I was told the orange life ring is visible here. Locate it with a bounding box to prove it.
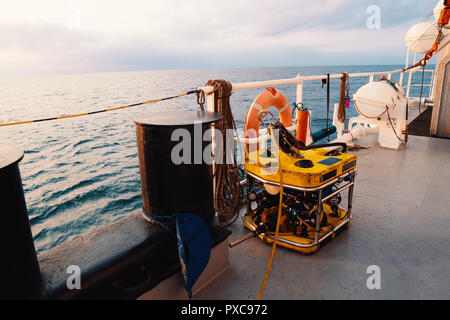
[244,88,293,142]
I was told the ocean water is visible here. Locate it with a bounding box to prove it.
[0,66,432,253]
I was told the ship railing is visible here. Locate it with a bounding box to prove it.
[199,66,435,145]
[403,47,436,100]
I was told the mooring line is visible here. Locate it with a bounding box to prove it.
[0,90,198,127]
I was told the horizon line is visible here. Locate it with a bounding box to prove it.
[0,63,431,79]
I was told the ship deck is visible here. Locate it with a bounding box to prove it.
[196,133,450,300]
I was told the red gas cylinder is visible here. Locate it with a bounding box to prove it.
[296,109,309,145]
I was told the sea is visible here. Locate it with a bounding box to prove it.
[0,65,432,253]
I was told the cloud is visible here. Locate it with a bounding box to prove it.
[0,0,441,76]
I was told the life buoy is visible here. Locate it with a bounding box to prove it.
[244,87,293,141]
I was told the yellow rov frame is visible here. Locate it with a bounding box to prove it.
[243,133,357,254]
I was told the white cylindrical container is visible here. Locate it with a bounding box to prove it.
[404,22,440,53]
[353,81,404,118]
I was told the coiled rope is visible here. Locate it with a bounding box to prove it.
[205,79,242,227]
[0,90,198,127]
[338,72,349,122]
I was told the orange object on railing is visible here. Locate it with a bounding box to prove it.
[296,109,309,145]
[438,1,450,27]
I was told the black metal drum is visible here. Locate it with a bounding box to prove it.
[135,111,222,224]
[0,144,41,299]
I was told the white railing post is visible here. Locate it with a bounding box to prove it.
[296,73,303,107]
[406,53,417,98]
[206,91,215,112]
[204,89,218,223]
[400,48,411,86]
[429,70,435,100]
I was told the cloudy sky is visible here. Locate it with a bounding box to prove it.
[0,0,441,76]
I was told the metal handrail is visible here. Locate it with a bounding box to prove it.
[199,68,424,95]
[200,65,435,145]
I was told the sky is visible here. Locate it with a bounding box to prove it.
[0,0,442,77]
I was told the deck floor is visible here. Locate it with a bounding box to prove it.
[408,107,434,138]
[196,135,450,300]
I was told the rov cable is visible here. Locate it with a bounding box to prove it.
[0,90,198,127]
[256,170,284,300]
[256,126,284,300]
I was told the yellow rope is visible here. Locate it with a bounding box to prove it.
[0,91,194,127]
[257,169,284,300]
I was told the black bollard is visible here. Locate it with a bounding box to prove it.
[135,111,222,224]
[0,144,41,299]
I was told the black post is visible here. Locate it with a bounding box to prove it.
[0,144,41,299]
[135,111,222,224]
